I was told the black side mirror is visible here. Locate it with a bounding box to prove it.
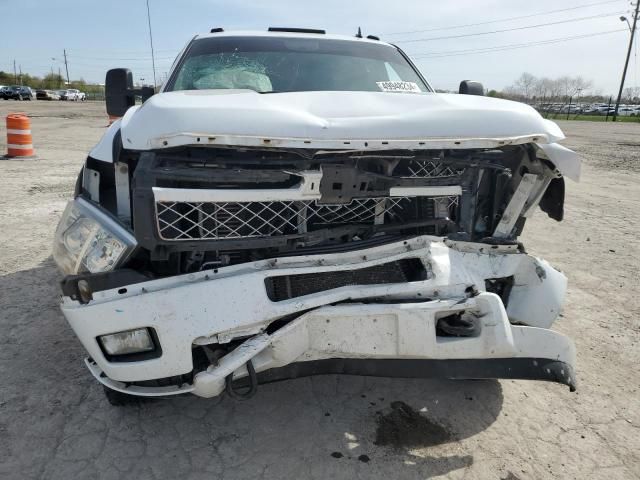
[105,68,156,117]
[459,80,485,96]
[106,69,134,117]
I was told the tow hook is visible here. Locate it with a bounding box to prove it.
[225,360,258,400]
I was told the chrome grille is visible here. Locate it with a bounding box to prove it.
[156,197,459,241]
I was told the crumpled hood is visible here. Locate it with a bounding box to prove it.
[120,90,566,151]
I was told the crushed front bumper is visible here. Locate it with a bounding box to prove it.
[60,236,576,397]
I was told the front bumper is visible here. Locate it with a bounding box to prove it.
[60,236,576,397]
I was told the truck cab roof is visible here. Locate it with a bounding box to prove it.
[196,29,391,47]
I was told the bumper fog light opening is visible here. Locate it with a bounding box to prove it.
[98,328,161,362]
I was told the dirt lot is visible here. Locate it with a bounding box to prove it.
[0,101,638,480]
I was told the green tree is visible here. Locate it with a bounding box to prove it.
[43,73,65,89]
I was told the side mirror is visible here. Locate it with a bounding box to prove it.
[105,68,156,117]
[459,80,485,96]
[106,68,134,117]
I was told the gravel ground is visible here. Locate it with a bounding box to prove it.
[0,101,638,480]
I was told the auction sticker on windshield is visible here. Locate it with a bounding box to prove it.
[376,81,422,93]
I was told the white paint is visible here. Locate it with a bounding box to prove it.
[86,31,581,185]
[493,173,538,238]
[388,185,462,197]
[191,30,395,48]
[152,170,322,202]
[536,142,582,182]
[89,119,121,162]
[152,182,461,203]
[6,144,33,150]
[507,258,567,329]
[84,292,575,398]
[120,90,564,151]
[60,235,569,384]
[83,168,100,202]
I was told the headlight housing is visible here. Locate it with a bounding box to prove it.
[99,328,156,357]
[53,198,137,275]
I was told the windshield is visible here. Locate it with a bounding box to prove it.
[167,36,430,94]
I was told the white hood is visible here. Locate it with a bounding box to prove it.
[120,90,566,151]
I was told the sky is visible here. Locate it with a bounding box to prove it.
[1,0,638,95]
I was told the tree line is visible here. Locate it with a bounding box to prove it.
[489,72,640,104]
[0,70,104,94]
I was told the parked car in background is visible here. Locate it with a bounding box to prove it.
[2,85,33,100]
[36,89,62,100]
[534,103,640,117]
[617,106,638,116]
[62,89,86,101]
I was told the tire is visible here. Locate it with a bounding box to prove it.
[103,386,144,406]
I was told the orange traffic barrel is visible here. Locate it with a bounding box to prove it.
[6,113,35,157]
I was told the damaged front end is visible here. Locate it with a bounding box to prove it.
[55,141,578,400]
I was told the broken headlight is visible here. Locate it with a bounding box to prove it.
[53,197,137,275]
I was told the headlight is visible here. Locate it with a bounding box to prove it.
[53,198,137,275]
[99,328,156,356]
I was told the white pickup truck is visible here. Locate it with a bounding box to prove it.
[53,28,580,405]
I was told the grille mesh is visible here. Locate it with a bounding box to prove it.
[264,258,426,301]
[156,197,430,241]
[406,160,465,178]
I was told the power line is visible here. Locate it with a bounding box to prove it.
[395,10,625,43]
[385,0,624,35]
[64,55,175,62]
[409,28,627,59]
[65,48,177,55]
[65,54,175,61]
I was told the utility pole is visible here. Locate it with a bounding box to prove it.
[146,0,157,88]
[13,59,17,84]
[19,65,22,86]
[613,1,639,121]
[63,49,70,85]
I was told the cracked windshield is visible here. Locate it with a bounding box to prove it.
[170,36,429,93]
